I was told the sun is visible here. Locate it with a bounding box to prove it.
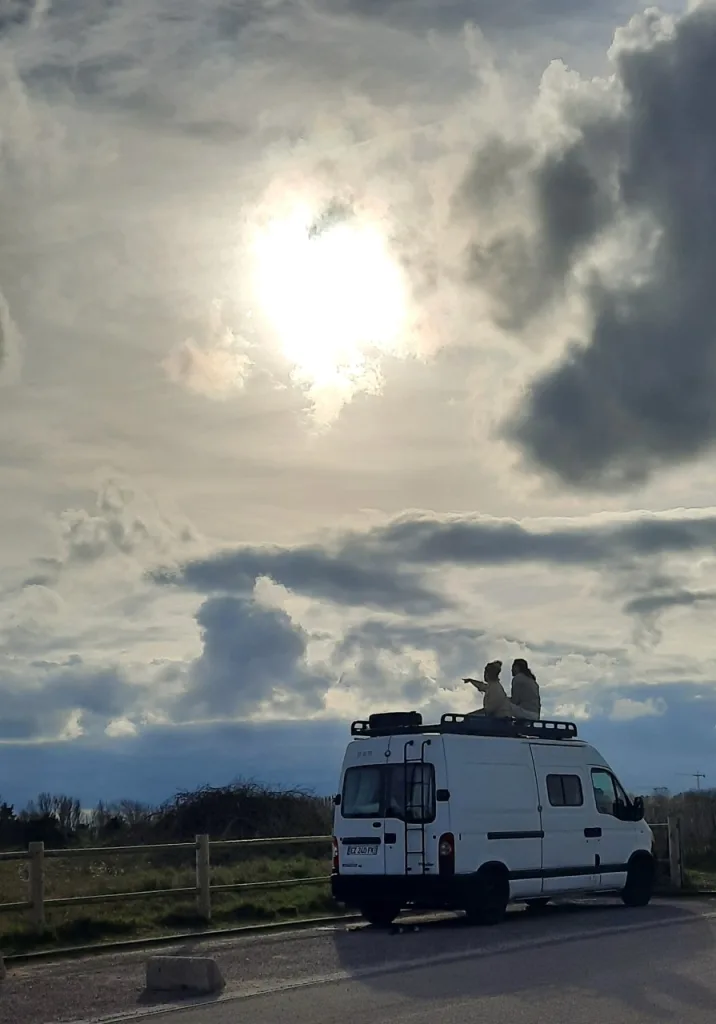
[250,198,408,418]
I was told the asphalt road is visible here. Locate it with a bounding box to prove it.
[4,898,716,1024]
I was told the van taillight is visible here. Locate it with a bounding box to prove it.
[332,836,339,874]
[438,832,455,876]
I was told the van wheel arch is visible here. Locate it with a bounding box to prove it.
[464,862,510,926]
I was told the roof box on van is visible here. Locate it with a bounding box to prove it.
[368,711,422,731]
[350,711,423,736]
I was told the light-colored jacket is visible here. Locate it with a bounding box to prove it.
[510,672,541,717]
[482,680,512,718]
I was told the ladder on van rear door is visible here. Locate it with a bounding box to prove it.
[402,738,431,875]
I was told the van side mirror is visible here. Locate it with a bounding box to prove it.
[632,796,645,821]
[333,793,341,806]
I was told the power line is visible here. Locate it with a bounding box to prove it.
[678,772,706,791]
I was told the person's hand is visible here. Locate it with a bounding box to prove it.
[463,677,487,691]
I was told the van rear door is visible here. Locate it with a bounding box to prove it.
[335,736,447,878]
[382,736,447,877]
[338,757,387,875]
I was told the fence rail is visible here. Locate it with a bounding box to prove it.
[0,819,683,934]
[0,833,333,931]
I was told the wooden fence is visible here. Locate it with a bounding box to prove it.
[0,819,683,934]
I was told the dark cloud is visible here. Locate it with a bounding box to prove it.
[320,0,625,34]
[158,510,716,619]
[336,617,625,663]
[463,133,616,329]
[0,683,712,806]
[624,588,716,619]
[354,509,716,568]
[623,586,716,642]
[460,5,716,488]
[178,594,330,718]
[0,719,350,808]
[0,658,135,740]
[152,542,448,613]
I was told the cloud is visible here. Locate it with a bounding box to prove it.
[0,288,22,385]
[624,588,716,618]
[0,682,712,807]
[610,696,666,721]
[157,507,716,635]
[452,3,716,489]
[178,593,332,719]
[623,584,716,644]
[353,508,716,567]
[320,0,632,34]
[163,301,251,400]
[153,541,449,613]
[25,478,200,587]
[0,657,137,741]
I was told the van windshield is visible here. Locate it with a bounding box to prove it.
[342,763,435,822]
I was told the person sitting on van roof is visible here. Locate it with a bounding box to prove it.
[464,660,512,718]
[510,658,541,721]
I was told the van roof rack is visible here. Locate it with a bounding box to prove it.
[350,711,578,740]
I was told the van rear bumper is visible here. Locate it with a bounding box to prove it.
[331,873,464,910]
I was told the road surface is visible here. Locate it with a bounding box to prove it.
[3,898,716,1024]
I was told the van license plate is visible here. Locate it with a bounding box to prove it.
[346,845,378,856]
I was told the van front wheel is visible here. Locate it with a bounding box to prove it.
[464,868,509,926]
[360,902,400,927]
[621,858,654,908]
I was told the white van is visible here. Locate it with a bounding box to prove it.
[331,712,655,926]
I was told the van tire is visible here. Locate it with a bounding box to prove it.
[359,902,401,927]
[621,858,654,908]
[464,868,509,926]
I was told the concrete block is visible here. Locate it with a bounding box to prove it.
[145,956,225,995]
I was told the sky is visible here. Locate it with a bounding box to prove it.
[1,0,715,808]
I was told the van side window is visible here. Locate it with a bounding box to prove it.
[546,774,583,807]
[591,768,621,815]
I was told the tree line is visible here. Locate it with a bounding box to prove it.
[643,788,716,867]
[2,782,714,867]
[0,781,333,850]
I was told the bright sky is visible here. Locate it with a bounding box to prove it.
[1,0,714,804]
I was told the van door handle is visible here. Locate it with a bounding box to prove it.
[384,833,397,844]
[584,827,602,838]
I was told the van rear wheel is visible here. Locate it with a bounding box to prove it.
[464,868,509,926]
[621,858,654,908]
[360,902,401,927]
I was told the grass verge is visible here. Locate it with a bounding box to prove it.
[0,850,341,955]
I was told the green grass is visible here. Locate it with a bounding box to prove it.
[0,850,343,955]
[683,868,716,890]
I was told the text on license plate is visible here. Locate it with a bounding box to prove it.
[346,845,379,856]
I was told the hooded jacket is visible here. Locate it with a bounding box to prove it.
[510,672,541,717]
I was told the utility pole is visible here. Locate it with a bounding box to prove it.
[679,772,706,791]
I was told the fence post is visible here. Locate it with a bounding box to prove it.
[28,842,46,931]
[196,834,211,922]
[667,816,683,890]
